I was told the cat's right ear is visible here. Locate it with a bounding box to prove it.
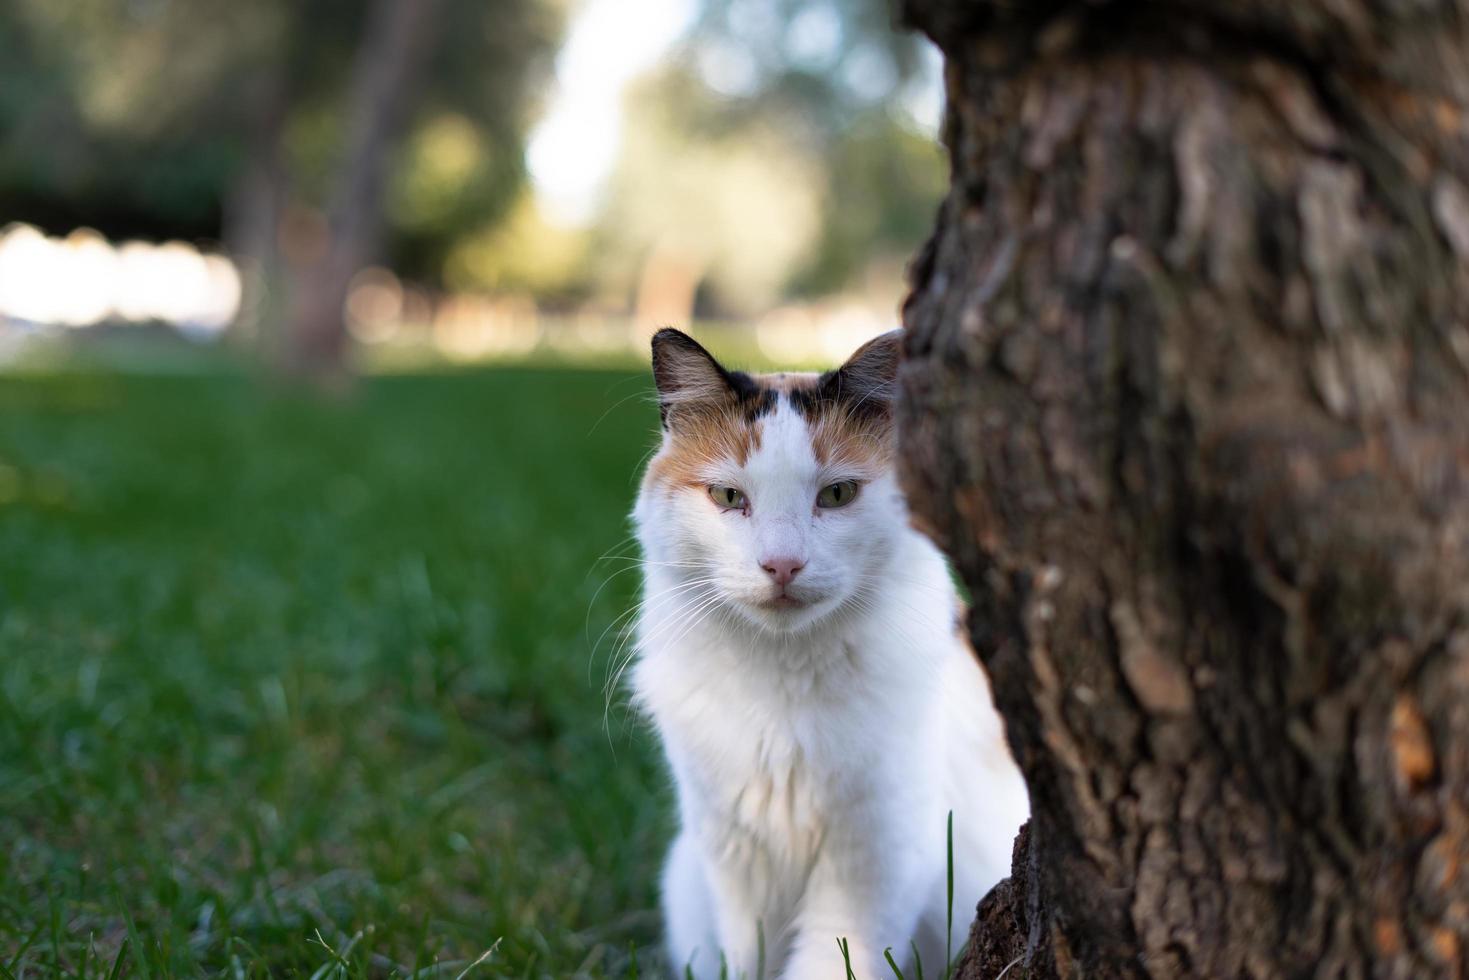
[651,328,731,427]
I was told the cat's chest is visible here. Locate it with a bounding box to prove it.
[645,651,885,844]
[679,710,844,865]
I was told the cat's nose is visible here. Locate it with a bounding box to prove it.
[761,557,805,587]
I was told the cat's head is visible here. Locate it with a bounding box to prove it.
[634,327,905,634]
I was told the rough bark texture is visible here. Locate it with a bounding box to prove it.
[896,1,1469,976]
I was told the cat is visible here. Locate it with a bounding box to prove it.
[630,327,1028,980]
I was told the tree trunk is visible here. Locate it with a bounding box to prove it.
[285,0,445,380]
[225,66,293,359]
[895,1,1469,976]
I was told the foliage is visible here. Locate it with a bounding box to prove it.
[0,0,280,239]
[594,69,827,317]
[444,196,591,301]
[687,0,932,124]
[789,110,947,297]
[382,0,563,282]
[0,0,941,312]
[0,367,668,977]
[0,0,559,283]
[587,0,946,314]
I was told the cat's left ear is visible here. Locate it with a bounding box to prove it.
[830,329,902,407]
[650,328,736,427]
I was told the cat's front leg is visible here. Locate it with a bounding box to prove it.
[776,845,925,980]
[781,875,916,975]
[779,899,886,979]
[781,929,880,980]
[691,836,778,980]
[663,831,724,979]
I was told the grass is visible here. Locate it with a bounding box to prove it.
[0,366,669,977]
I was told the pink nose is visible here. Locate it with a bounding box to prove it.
[761,557,805,587]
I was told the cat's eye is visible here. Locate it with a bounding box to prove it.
[816,480,860,509]
[708,485,747,510]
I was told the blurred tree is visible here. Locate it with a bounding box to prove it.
[0,0,282,240]
[688,0,947,301]
[588,0,945,321]
[444,194,588,302]
[282,0,447,376]
[594,68,825,324]
[789,110,947,297]
[687,0,932,130]
[0,0,559,375]
[223,0,560,378]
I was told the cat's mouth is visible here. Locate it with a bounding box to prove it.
[760,592,807,611]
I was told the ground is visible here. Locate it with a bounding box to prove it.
[0,366,670,978]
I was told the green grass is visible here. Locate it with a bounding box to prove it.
[0,367,669,977]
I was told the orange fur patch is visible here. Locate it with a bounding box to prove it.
[646,405,764,492]
[808,402,895,473]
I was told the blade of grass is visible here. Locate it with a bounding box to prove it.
[114,885,154,980]
[838,937,857,980]
[883,946,908,980]
[410,912,434,978]
[308,928,352,980]
[49,890,63,977]
[452,938,501,980]
[105,938,131,980]
[3,920,41,977]
[225,936,267,978]
[945,810,954,980]
[910,939,925,980]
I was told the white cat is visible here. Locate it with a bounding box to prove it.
[630,328,1027,979]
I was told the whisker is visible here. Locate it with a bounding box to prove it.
[588,575,722,682]
[587,387,660,438]
[602,586,725,727]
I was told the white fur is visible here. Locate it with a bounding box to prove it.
[632,395,1028,980]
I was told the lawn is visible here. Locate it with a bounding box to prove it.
[0,366,671,978]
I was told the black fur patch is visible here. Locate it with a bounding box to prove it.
[726,370,778,423]
[784,375,830,422]
[786,370,891,426]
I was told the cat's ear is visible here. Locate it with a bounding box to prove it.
[651,328,734,426]
[828,329,902,408]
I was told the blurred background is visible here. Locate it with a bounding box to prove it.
[0,0,944,372]
[0,0,945,975]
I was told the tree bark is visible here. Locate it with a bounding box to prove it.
[285,0,445,380]
[895,1,1469,976]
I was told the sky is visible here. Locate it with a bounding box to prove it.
[525,0,943,228]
